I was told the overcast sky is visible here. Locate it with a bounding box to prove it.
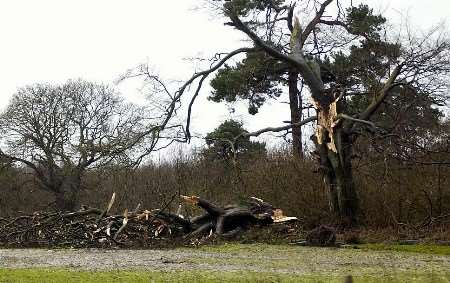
[0,0,449,155]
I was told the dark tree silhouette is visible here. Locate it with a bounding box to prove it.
[0,80,171,210]
[203,119,266,161]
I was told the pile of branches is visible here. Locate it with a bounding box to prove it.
[0,194,297,248]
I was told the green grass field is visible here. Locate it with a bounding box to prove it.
[0,269,449,283]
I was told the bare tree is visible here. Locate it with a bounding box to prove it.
[0,79,171,211]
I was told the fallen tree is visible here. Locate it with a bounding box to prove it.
[0,194,297,248]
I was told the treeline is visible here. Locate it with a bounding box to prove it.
[1,146,449,230]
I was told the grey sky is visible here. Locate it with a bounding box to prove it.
[0,0,449,153]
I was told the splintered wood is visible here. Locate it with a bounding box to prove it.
[315,99,339,153]
[0,194,297,248]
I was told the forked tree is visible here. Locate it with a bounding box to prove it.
[125,0,450,226]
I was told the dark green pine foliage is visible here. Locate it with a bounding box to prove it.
[203,119,266,161]
[209,50,286,114]
[209,1,290,115]
[321,5,441,129]
[321,5,400,94]
[346,4,386,39]
[210,2,442,146]
[223,0,285,17]
[317,5,443,155]
[209,4,398,116]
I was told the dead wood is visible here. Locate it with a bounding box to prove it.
[0,194,297,248]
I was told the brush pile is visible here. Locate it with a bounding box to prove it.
[0,194,297,248]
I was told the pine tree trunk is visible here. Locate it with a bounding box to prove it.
[288,71,303,158]
[316,127,359,226]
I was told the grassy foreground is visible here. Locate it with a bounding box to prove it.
[1,243,449,282]
[0,269,449,283]
[358,243,450,256]
[194,242,450,255]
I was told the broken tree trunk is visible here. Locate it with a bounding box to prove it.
[0,194,297,248]
[290,17,359,226]
[181,196,296,238]
[314,97,359,226]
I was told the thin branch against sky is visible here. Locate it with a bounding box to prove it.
[0,0,448,150]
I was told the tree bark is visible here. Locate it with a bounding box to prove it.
[54,171,82,211]
[314,103,359,226]
[288,71,303,158]
[329,132,358,225]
